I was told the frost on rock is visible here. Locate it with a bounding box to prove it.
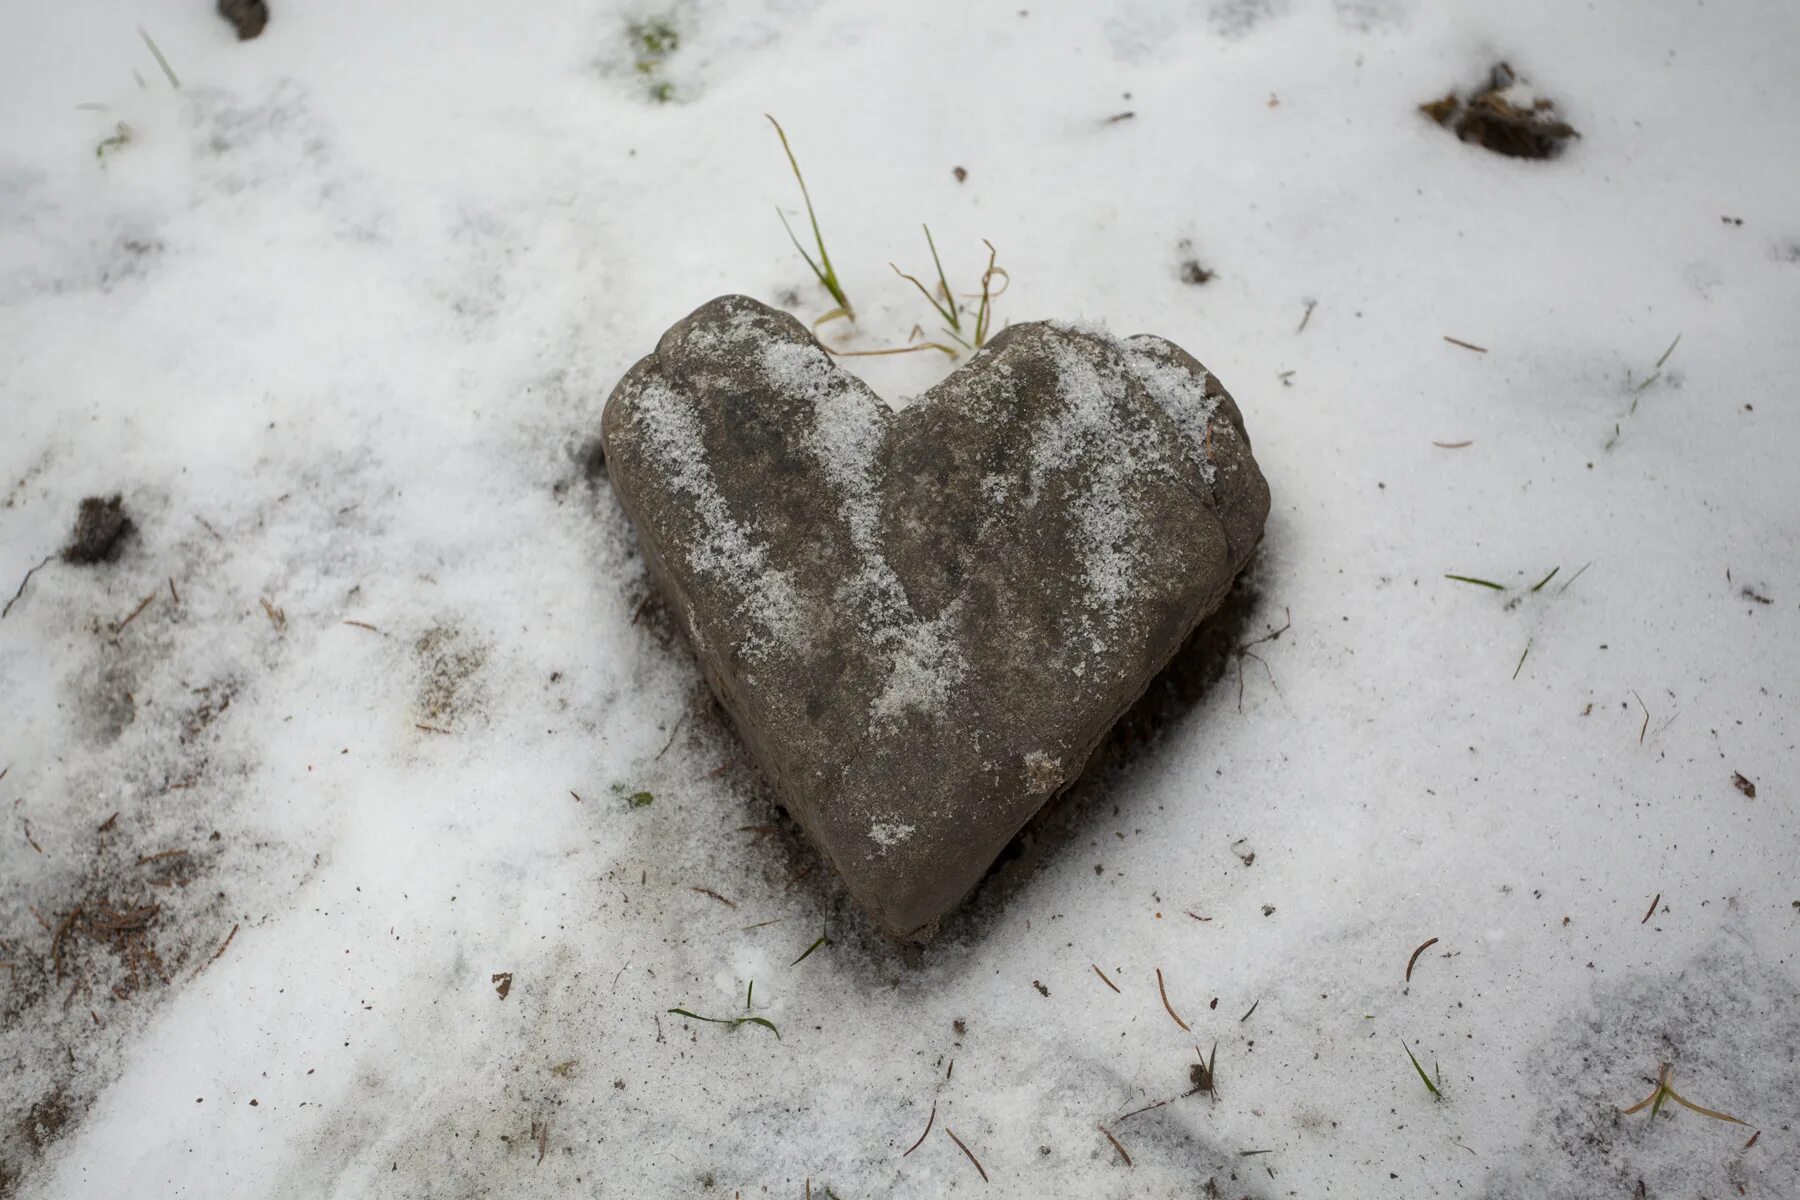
[619,380,803,659]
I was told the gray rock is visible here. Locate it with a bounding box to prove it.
[602,296,1270,940]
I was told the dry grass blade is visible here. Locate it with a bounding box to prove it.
[1098,1125,1133,1167]
[1156,967,1189,1031]
[1443,335,1488,353]
[137,26,180,89]
[1092,963,1121,993]
[1641,892,1660,924]
[1621,1063,1747,1126]
[943,1127,988,1183]
[902,1103,936,1156]
[1405,937,1438,982]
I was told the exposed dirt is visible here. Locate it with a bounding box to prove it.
[218,0,269,41]
[61,496,133,565]
[1422,63,1578,160]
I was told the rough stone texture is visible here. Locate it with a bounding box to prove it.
[601,296,1270,940]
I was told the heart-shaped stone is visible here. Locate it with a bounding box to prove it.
[602,296,1269,940]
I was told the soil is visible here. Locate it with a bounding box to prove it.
[218,0,269,41]
[61,495,133,565]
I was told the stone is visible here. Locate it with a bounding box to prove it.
[601,296,1270,940]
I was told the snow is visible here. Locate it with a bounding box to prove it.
[2,0,1798,1197]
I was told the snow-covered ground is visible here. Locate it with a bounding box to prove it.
[3,1,1797,1196]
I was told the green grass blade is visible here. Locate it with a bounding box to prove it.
[766,115,851,316]
[1401,1040,1442,1099]
[1530,566,1560,592]
[1444,574,1505,590]
[923,225,961,333]
[790,927,830,967]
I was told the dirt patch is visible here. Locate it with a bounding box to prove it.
[61,496,134,565]
[1421,63,1578,160]
[415,625,488,725]
[218,0,269,41]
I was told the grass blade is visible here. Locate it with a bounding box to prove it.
[1444,574,1505,590]
[1401,1039,1443,1099]
[766,115,852,318]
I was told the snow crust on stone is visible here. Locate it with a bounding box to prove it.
[756,336,969,724]
[867,821,915,849]
[626,380,802,656]
[1028,339,1172,652]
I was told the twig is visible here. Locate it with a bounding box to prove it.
[943,1127,988,1183]
[1092,964,1120,993]
[1098,1125,1132,1167]
[115,591,156,632]
[1156,967,1189,1031]
[1442,335,1488,353]
[1405,937,1438,982]
[2,554,53,619]
[902,1103,936,1156]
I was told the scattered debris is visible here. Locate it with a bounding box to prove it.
[1420,63,1578,159]
[493,972,513,1000]
[952,166,968,183]
[1641,893,1660,925]
[1092,964,1120,993]
[1033,979,1050,997]
[1731,771,1756,799]
[1297,299,1316,333]
[1176,240,1214,286]
[1442,335,1489,354]
[1103,111,1136,124]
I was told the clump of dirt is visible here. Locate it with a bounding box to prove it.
[61,495,133,565]
[1421,63,1578,159]
[1175,239,1214,285]
[218,0,268,40]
